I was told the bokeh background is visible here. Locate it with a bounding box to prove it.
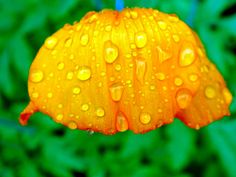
[0,0,236,177]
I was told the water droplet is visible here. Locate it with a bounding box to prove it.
[66,71,74,80]
[57,62,65,70]
[64,37,73,47]
[47,92,53,98]
[179,42,195,67]
[104,41,119,64]
[81,103,89,111]
[31,92,39,99]
[174,77,183,86]
[44,36,58,49]
[176,88,192,109]
[168,15,179,22]
[204,86,216,99]
[105,25,112,32]
[150,85,156,90]
[135,32,147,48]
[156,72,165,81]
[140,112,151,124]
[222,88,232,104]
[80,34,89,46]
[172,34,180,42]
[88,14,98,23]
[109,83,124,101]
[130,10,138,19]
[58,104,63,108]
[157,46,171,63]
[115,64,122,71]
[76,24,81,31]
[77,66,91,81]
[158,21,167,30]
[68,121,77,129]
[96,107,105,117]
[56,114,63,121]
[73,87,81,95]
[136,59,146,84]
[188,74,198,82]
[116,112,128,132]
[30,69,44,83]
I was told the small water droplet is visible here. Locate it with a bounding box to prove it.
[179,42,195,67]
[31,92,39,99]
[176,88,192,109]
[109,83,124,101]
[73,87,81,95]
[57,62,65,70]
[188,74,198,82]
[88,14,98,23]
[77,66,91,81]
[30,69,44,83]
[150,85,156,90]
[130,10,138,19]
[56,114,63,121]
[116,112,128,132]
[115,64,122,71]
[44,36,58,49]
[136,59,146,84]
[104,40,119,64]
[158,21,167,30]
[172,34,180,42]
[66,71,74,80]
[222,88,232,104]
[204,86,216,99]
[64,37,73,47]
[135,32,147,48]
[58,104,63,108]
[96,107,105,117]
[76,24,82,31]
[105,25,112,32]
[81,103,89,111]
[140,112,151,124]
[80,34,89,46]
[156,72,165,81]
[68,121,77,129]
[47,92,53,98]
[174,77,183,86]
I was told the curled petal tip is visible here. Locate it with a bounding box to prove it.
[19,102,38,126]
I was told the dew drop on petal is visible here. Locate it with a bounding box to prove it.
[30,69,44,83]
[188,74,198,82]
[158,21,167,30]
[68,121,77,129]
[204,86,216,99]
[116,112,128,132]
[96,107,105,117]
[156,72,165,81]
[57,62,65,70]
[44,36,58,49]
[140,112,151,124]
[66,71,74,80]
[77,66,91,81]
[64,37,73,47]
[81,103,89,111]
[179,42,196,67]
[104,41,119,64]
[56,114,63,121]
[176,88,192,109]
[31,92,39,99]
[73,87,81,95]
[136,59,146,84]
[135,32,147,48]
[80,34,89,46]
[172,34,180,42]
[130,10,138,19]
[222,88,232,104]
[174,77,183,86]
[109,83,124,101]
[47,92,53,98]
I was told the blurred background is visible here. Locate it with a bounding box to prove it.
[0,0,236,177]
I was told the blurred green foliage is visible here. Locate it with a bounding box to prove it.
[0,0,236,177]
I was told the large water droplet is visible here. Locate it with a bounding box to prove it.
[116,112,128,132]
[204,86,216,99]
[136,59,146,84]
[44,36,58,49]
[140,112,151,124]
[30,69,44,83]
[96,107,105,117]
[80,34,89,46]
[109,83,124,101]
[176,88,192,109]
[104,41,119,64]
[179,42,196,67]
[77,66,91,81]
[135,32,147,48]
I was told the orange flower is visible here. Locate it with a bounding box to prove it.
[19,8,232,134]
